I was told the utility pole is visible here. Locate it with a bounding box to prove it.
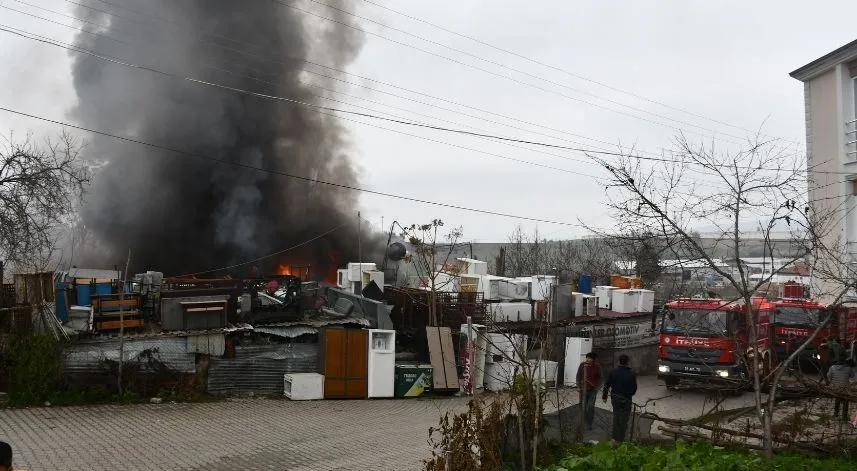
[117,249,131,395]
[357,211,362,292]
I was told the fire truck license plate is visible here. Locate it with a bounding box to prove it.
[683,366,701,372]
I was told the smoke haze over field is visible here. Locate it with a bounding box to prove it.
[69,0,382,277]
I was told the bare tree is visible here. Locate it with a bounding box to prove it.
[592,133,847,458]
[0,131,89,272]
[401,220,464,326]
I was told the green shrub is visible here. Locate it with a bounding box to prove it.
[8,334,61,406]
[538,442,854,471]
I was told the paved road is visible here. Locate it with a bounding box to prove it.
[0,376,754,470]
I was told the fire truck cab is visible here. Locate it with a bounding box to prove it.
[656,298,771,389]
[760,296,833,366]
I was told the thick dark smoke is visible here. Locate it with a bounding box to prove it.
[70,0,383,278]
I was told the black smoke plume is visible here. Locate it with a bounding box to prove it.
[69,0,383,279]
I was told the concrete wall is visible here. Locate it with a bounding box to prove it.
[807,68,851,303]
[613,344,658,376]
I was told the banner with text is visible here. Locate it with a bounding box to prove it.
[581,321,658,349]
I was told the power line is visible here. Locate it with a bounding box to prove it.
[176,223,348,277]
[274,0,750,146]
[0,24,603,179]
[356,0,798,145]
[0,106,586,227]
[0,22,821,178]
[44,0,733,162]
[1,4,617,173]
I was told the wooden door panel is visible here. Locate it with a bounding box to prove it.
[325,379,346,398]
[324,328,346,378]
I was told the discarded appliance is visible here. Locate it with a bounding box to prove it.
[563,337,593,387]
[394,364,433,398]
[594,286,617,310]
[321,287,395,330]
[367,329,396,398]
[337,262,379,294]
[478,275,503,300]
[611,289,641,314]
[242,276,302,324]
[161,294,229,331]
[284,373,325,400]
[635,289,655,313]
[528,359,559,388]
[489,302,532,322]
[522,275,557,301]
[456,258,488,275]
[572,293,598,317]
[484,333,526,392]
[497,279,529,299]
[318,327,368,399]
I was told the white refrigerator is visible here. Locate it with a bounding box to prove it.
[484,333,526,392]
[367,329,396,398]
[563,337,593,387]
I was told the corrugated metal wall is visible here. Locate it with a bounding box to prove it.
[62,337,197,374]
[186,333,225,356]
[207,343,318,395]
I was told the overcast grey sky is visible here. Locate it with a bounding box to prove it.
[1,0,854,244]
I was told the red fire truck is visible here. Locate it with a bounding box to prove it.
[655,297,772,389]
[762,282,857,367]
[760,299,832,366]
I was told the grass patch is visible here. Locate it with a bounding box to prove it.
[538,441,855,471]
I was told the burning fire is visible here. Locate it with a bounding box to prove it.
[324,253,340,285]
[273,253,340,284]
[276,263,294,276]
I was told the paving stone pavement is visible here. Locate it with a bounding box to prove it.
[0,376,755,470]
[1,396,472,471]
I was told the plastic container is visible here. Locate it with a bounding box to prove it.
[76,284,91,306]
[94,283,112,296]
[611,275,631,289]
[578,274,592,294]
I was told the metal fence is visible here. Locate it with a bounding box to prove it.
[385,287,487,330]
[207,343,318,395]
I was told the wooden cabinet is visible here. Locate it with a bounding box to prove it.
[318,328,368,399]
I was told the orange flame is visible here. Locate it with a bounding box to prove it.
[276,263,294,276]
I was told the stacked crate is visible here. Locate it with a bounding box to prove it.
[91,293,143,332]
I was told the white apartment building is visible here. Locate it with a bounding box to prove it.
[790,39,857,302]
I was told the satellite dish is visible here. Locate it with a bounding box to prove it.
[386,242,407,261]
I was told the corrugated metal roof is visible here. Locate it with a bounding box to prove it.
[57,268,122,280]
[254,326,318,338]
[68,318,368,344]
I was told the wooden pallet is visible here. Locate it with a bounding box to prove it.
[95,318,145,331]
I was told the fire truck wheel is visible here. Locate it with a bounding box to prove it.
[664,376,679,389]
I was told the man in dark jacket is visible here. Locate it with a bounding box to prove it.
[602,354,638,443]
[0,441,12,471]
[576,351,602,431]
